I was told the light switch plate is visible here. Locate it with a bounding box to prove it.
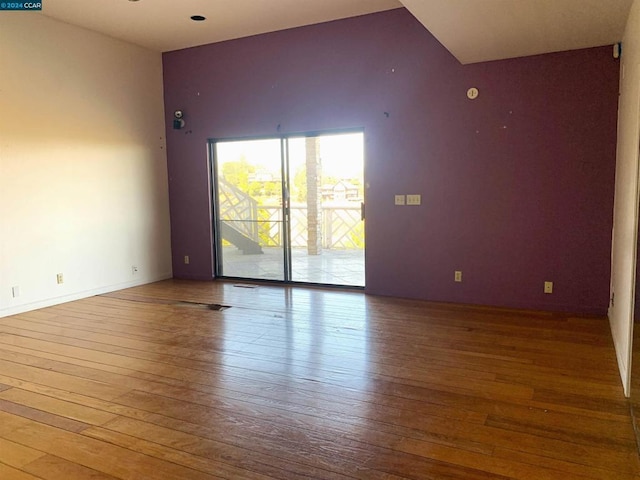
[395,195,405,205]
[407,194,421,205]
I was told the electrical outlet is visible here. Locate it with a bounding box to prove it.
[132,266,138,275]
[56,273,64,285]
[454,271,462,282]
[184,255,190,265]
[544,281,553,294]
[406,194,421,206]
[11,286,19,298]
[394,195,405,206]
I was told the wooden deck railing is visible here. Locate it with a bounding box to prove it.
[259,205,364,249]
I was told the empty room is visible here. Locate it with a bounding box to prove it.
[2,0,640,478]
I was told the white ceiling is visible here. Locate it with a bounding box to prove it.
[402,0,634,64]
[39,0,633,63]
[38,0,402,53]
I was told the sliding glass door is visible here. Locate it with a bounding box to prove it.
[211,131,364,287]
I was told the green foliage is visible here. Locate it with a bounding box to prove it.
[293,165,307,202]
[222,158,282,205]
[221,157,254,192]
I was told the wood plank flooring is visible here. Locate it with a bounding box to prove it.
[0,279,637,479]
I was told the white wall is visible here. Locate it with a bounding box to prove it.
[610,0,640,397]
[0,13,172,317]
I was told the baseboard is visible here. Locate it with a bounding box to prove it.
[0,272,173,318]
[609,312,632,398]
[172,273,215,281]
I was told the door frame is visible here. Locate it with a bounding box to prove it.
[208,127,365,287]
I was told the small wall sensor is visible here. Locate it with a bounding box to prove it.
[173,110,185,129]
[614,43,622,59]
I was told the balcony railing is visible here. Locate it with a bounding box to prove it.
[258,205,364,249]
[218,177,363,251]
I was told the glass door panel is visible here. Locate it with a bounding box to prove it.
[287,133,365,286]
[214,138,285,281]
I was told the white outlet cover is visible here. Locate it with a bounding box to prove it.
[467,87,479,99]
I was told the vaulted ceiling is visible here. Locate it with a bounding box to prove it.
[39,0,634,64]
[403,0,633,64]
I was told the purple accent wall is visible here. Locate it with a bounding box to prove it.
[163,8,619,314]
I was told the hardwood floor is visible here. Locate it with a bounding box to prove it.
[0,279,637,479]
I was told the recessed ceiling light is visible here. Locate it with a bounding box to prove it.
[191,15,206,21]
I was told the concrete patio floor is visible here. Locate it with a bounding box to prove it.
[219,246,364,286]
